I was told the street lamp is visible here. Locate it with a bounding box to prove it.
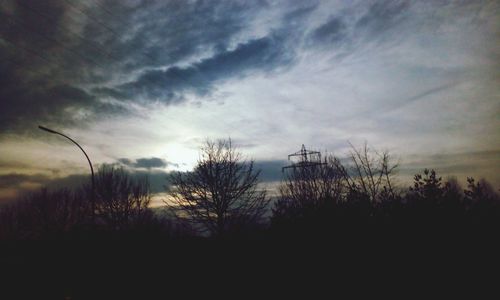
[38,125,95,221]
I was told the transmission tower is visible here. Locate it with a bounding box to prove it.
[282,144,326,172]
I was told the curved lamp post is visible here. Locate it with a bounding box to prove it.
[38,125,95,221]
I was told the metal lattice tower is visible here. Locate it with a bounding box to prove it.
[282,144,326,172]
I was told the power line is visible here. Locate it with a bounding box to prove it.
[60,0,156,62]
[90,0,130,28]
[84,0,158,63]
[63,0,121,39]
[91,0,117,17]
[0,4,155,88]
[0,35,54,65]
[15,0,122,63]
[1,0,159,74]
[0,44,61,83]
[2,14,102,66]
[0,35,82,81]
[0,56,53,80]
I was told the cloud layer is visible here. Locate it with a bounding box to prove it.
[0,0,499,201]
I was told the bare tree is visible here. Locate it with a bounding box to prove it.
[167,139,269,236]
[273,155,344,220]
[338,142,399,202]
[93,165,153,230]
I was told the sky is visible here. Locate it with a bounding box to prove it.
[0,0,499,203]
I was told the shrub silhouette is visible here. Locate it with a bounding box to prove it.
[272,155,343,232]
[1,140,500,298]
[272,143,399,233]
[270,148,500,240]
[464,177,500,224]
[0,188,87,239]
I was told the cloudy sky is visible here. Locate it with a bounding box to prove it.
[0,0,499,202]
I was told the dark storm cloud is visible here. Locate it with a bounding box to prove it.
[105,34,294,103]
[0,0,99,132]
[0,0,269,133]
[118,157,175,169]
[155,159,286,185]
[100,0,264,71]
[306,1,409,50]
[0,76,126,134]
[48,169,171,194]
[254,160,287,182]
[283,3,318,24]
[0,168,171,203]
[309,17,346,44]
[45,169,170,193]
[0,173,50,189]
[355,0,410,33]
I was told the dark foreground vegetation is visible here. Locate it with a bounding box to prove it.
[1,140,499,299]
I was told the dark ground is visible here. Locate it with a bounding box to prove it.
[1,223,498,299]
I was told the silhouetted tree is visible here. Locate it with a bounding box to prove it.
[408,169,443,200]
[465,177,499,204]
[93,165,153,231]
[167,139,269,236]
[272,143,399,229]
[0,188,87,239]
[339,142,399,202]
[464,177,500,221]
[272,155,343,227]
[440,177,465,216]
[403,169,444,223]
[401,169,473,229]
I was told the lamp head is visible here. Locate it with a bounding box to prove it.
[38,125,58,134]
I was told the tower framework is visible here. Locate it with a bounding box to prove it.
[282,144,326,172]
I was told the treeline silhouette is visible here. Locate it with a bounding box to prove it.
[1,139,499,298]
